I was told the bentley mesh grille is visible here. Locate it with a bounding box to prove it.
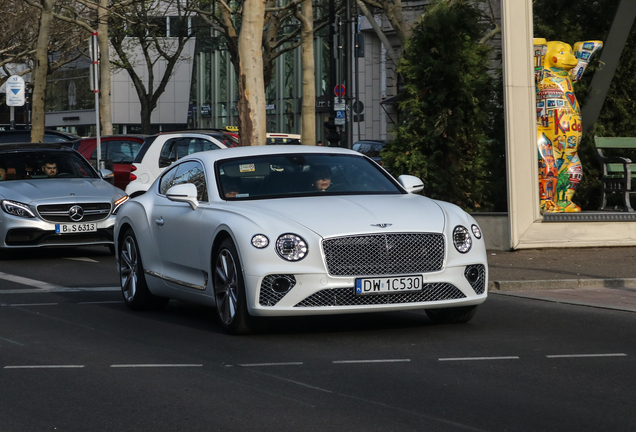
[259,275,296,306]
[294,283,465,307]
[37,203,112,223]
[322,233,445,276]
[465,264,486,295]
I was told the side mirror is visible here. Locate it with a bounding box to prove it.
[166,183,199,210]
[100,168,114,184]
[398,175,424,194]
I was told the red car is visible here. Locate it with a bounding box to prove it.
[71,135,149,190]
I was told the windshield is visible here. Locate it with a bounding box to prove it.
[0,150,99,181]
[217,153,403,200]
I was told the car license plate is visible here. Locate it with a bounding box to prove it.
[56,223,97,234]
[355,275,423,295]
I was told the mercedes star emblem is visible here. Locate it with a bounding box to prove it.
[68,205,84,222]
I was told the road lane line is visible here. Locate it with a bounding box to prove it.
[0,272,65,290]
[4,365,84,369]
[438,356,520,362]
[4,303,58,307]
[0,287,120,294]
[110,364,203,368]
[546,353,627,358]
[333,359,411,364]
[0,336,24,346]
[64,257,99,263]
[239,362,304,367]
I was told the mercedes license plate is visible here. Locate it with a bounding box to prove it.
[56,223,97,234]
[355,275,423,295]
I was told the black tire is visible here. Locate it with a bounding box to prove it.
[213,238,257,335]
[425,305,478,324]
[119,229,169,311]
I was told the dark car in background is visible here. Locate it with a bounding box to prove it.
[352,140,387,163]
[71,135,149,190]
[0,129,80,143]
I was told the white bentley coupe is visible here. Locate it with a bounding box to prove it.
[114,145,488,334]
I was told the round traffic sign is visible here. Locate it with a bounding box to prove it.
[334,84,346,97]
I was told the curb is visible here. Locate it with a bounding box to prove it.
[488,278,636,292]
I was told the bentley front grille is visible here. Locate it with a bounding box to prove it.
[37,203,112,223]
[294,283,465,307]
[322,233,445,276]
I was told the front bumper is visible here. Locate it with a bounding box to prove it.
[0,215,116,248]
[245,263,488,317]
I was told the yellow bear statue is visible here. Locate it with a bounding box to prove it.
[534,38,602,213]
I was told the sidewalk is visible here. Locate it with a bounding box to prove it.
[486,246,636,313]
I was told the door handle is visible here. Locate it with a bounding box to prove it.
[155,217,164,226]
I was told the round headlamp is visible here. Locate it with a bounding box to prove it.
[453,225,472,253]
[275,234,308,261]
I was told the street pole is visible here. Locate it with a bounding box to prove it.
[89,31,103,170]
[326,0,341,147]
[345,0,353,149]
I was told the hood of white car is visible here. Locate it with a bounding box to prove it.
[236,193,445,238]
[0,179,122,204]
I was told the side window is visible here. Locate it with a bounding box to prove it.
[108,141,140,163]
[159,165,179,195]
[160,139,179,168]
[170,161,208,202]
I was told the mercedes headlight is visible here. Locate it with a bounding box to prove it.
[453,225,472,253]
[1,200,36,218]
[275,233,308,261]
[112,195,129,215]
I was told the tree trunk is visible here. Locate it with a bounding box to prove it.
[299,0,315,145]
[98,0,112,135]
[237,0,267,146]
[31,0,56,143]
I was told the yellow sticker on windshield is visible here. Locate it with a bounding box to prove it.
[239,164,255,173]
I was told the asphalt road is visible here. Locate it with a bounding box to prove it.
[1,248,635,432]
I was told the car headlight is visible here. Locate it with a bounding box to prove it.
[453,225,472,253]
[1,200,36,218]
[275,233,308,261]
[112,195,129,215]
[471,224,482,239]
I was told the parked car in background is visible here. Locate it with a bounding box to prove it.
[71,135,149,190]
[0,143,128,253]
[114,145,487,334]
[352,140,387,163]
[266,133,301,145]
[175,130,239,148]
[125,132,227,197]
[0,129,80,143]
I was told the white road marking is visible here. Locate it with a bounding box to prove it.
[0,336,24,346]
[64,257,99,263]
[546,353,627,358]
[438,356,520,362]
[4,303,58,307]
[4,365,84,369]
[239,362,304,367]
[0,287,120,294]
[0,271,64,290]
[333,359,411,364]
[110,364,203,368]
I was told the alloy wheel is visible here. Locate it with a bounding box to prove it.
[215,249,239,325]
